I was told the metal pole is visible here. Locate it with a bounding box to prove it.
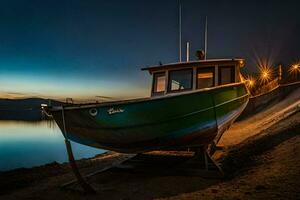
[204,16,208,60]
[179,2,182,62]
[61,107,96,193]
[186,42,190,62]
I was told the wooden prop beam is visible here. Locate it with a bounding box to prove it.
[61,107,96,194]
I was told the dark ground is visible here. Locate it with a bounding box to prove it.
[0,111,299,200]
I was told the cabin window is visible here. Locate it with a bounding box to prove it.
[168,69,193,92]
[197,67,215,89]
[218,66,235,85]
[152,72,166,94]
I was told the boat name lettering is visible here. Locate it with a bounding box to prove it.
[108,108,124,115]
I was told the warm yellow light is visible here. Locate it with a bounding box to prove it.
[259,66,272,83]
[292,64,299,69]
[198,72,213,79]
[239,60,245,67]
[288,62,300,74]
[249,79,254,86]
[245,75,255,88]
[262,71,268,78]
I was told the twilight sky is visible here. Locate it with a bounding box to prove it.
[0,0,299,100]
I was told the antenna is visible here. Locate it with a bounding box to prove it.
[204,16,208,60]
[179,1,182,62]
[186,42,190,62]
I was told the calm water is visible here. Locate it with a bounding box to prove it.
[0,120,105,171]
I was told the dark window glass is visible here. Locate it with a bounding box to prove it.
[218,66,235,85]
[197,67,215,89]
[168,69,193,92]
[153,72,166,94]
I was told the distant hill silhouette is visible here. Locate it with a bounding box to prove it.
[0,98,62,121]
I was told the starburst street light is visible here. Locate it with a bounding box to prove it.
[289,62,300,80]
[248,79,255,87]
[292,64,299,69]
[262,71,268,78]
[289,63,300,74]
[245,75,255,88]
[259,66,272,83]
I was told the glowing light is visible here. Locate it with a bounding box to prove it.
[262,71,268,78]
[289,63,300,74]
[259,66,272,83]
[245,75,255,88]
[198,72,213,79]
[249,79,254,86]
[239,60,245,67]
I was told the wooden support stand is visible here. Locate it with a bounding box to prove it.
[61,149,223,191]
[169,147,224,178]
[113,148,224,178]
[61,107,96,194]
[63,139,96,194]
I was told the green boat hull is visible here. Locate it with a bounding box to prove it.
[50,82,249,153]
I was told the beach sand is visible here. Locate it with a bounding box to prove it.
[0,101,300,199]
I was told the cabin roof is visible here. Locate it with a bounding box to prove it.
[141,58,245,74]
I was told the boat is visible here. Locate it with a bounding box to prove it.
[43,58,249,153]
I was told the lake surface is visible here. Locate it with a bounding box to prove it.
[0,120,105,171]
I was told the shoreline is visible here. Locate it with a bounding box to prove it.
[1,111,299,199]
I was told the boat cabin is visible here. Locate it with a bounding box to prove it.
[142,59,245,97]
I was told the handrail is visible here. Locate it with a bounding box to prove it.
[49,82,247,111]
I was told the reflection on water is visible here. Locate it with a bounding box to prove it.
[0,120,105,171]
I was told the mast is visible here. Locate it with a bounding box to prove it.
[179,2,182,62]
[204,16,208,60]
[186,42,190,62]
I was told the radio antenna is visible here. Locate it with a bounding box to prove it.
[204,16,208,60]
[179,1,182,62]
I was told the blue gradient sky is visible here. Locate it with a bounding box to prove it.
[0,0,299,99]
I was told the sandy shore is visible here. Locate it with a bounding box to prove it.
[0,108,299,199]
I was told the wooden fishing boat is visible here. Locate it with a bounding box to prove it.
[43,58,249,153]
